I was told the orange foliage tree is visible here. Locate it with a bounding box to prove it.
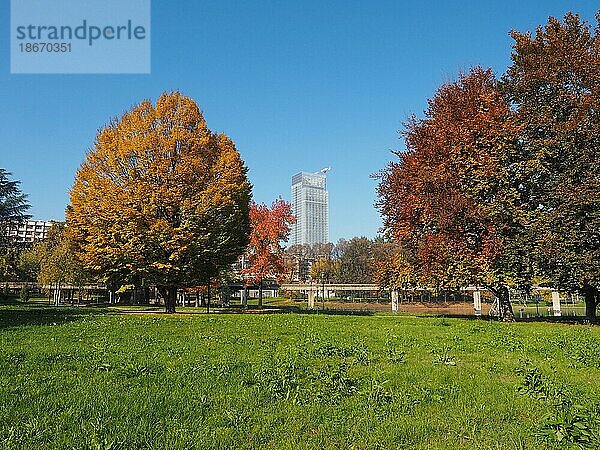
[242,199,295,307]
[67,92,251,313]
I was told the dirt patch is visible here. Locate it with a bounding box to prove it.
[320,300,489,315]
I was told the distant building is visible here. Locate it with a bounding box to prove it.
[289,257,312,282]
[290,170,329,246]
[5,220,55,245]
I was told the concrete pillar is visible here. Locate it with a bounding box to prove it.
[240,288,247,307]
[308,290,315,309]
[391,290,399,312]
[552,291,561,317]
[473,290,482,316]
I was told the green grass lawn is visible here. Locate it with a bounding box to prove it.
[2,305,600,449]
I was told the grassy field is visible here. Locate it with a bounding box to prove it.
[2,305,600,449]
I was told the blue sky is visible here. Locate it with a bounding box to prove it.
[1,1,597,242]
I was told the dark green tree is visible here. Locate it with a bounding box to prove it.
[503,12,600,319]
[0,169,31,280]
[0,169,30,226]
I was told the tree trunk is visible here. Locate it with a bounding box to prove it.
[195,291,199,308]
[168,287,177,313]
[142,285,150,304]
[484,283,515,321]
[582,283,598,321]
[497,285,515,322]
[158,286,177,313]
[207,283,211,314]
[258,280,263,308]
[54,282,62,306]
[133,286,141,305]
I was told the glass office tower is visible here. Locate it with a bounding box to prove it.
[290,171,329,245]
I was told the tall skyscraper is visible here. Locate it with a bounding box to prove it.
[290,169,330,246]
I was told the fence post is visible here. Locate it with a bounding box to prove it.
[391,289,399,312]
[551,291,562,317]
[308,290,315,309]
[473,290,482,317]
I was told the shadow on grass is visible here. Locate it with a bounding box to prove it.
[220,304,375,316]
[299,308,374,316]
[417,312,599,325]
[0,303,107,330]
[5,301,587,324]
[516,315,599,325]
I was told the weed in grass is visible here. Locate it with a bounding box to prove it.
[487,362,502,374]
[517,365,548,400]
[383,336,406,365]
[517,362,599,448]
[223,407,252,430]
[312,342,348,358]
[3,352,26,368]
[436,317,451,327]
[386,348,406,365]
[365,379,394,406]
[255,358,303,403]
[313,362,357,404]
[311,341,371,365]
[484,326,526,352]
[82,418,120,450]
[431,345,457,366]
[563,332,600,369]
[95,362,113,372]
[120,361,160,378]
[538,407,597,449]
[206,360,239,380]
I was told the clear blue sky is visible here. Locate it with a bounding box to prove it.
[1,1,597,242]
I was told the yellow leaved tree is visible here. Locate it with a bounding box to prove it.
[66,92,252,313]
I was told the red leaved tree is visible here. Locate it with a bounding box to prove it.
[377,68,525,321]
[242,199,296,307]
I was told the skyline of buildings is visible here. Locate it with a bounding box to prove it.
[290,169,330,246]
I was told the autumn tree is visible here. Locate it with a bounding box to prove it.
[503,12,600,319]
[336,237,376,284]
[371,237,410,291]
[310,256,339,309]
[377,68,525,321]
[242,199,295,307]
[311,242,334,260]
[21,223,88,304]
[283,244,311,282]
[67,92,251,313]
[310,257,339,282]
[18,244,42,282]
